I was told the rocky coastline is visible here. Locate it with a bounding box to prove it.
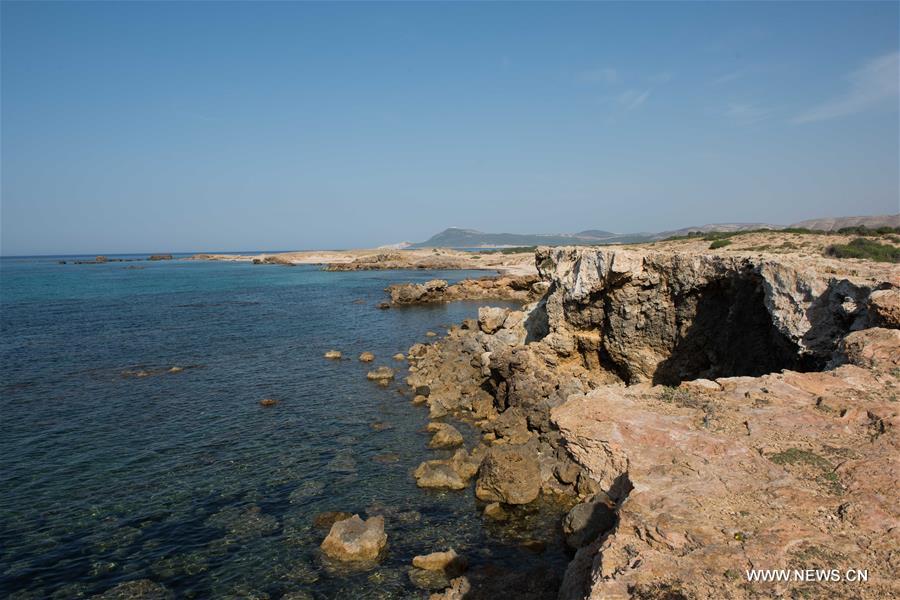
[392,244,899,599]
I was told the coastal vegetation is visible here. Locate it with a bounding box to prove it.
[826,237,900,263]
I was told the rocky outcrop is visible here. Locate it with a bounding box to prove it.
[404,244,900,600]
[534,246,893,384]
[553,336,900,599]
[320,514,387,562]
[326,253,470,271]
[388,275,543,306]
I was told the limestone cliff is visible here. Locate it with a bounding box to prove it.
[406,244,900,600]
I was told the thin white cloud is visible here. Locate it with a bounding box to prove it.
[649,71,675,84]
[580,67,618,85]
[725,102,773,123]
[618,89,650,110]
[793,51,899,124]
[712,69,747,85]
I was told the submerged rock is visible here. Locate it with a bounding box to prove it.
[289,480,326,502]
[313,511,353,529]
[482,502,509,522]
[320,515,387,562]
[408,567,451,591]
[92,579,173,599]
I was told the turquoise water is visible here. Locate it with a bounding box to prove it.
[0,258,568,598]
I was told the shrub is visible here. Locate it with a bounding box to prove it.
[709,239,732,250]
[826,238,900,263]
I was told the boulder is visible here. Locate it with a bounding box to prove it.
[320,514,387,562]
[427,423,464,448]
[478,307,510,334]
[561,494,617,548]
[359,351,375,362]
[475,444,541,505]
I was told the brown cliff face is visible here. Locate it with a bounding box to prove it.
[405,244,900,600]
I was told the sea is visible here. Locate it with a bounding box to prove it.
[0,255,569,599]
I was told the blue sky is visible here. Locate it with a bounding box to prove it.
[2,1,898,255]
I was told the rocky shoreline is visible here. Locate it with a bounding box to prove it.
[390,245,900,599]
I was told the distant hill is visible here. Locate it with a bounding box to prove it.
[789,214,900,231]
[411,227,653,248]
[654,222,778,239]
[408,214,899,249]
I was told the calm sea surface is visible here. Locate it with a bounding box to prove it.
[0,257,567,599]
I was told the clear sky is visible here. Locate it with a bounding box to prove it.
[2,1,898,255]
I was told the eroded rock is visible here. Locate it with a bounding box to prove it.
[475,444,541,505]
[320,515,387,562]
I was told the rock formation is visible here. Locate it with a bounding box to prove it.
[388,275,544,305]
[405,244,899,599]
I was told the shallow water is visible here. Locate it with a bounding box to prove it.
[0,257,569,599]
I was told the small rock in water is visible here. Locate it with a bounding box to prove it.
[324,350,342,359]
[370,421,393,431]
[377,302,391,310]
[412,395,428,405]
[425,331,437,337]
[320,515,387,562]
[366,366,395,382]
[412,548,467,576]
[259,398,278,407]
[359,351,375,362]
[167,366,184,374]
[414,460,467,490]
[393,353,406,361]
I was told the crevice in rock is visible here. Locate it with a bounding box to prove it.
[650,272,815,385]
